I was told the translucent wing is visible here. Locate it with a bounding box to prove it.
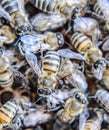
[79,106,89,130]
[16,0,25,13]
[0,5,11,21]
[18,34,51,53]
[11,67,29,88]
[57,49,85,60]
[25,52,41,77]
[30,13,66,31]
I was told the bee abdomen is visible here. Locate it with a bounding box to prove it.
[30,0,57,12]
[43,51,60,73]
[0,69,14,88]
[0,101,17,126]
[94,3,103,17]
[84,119,101,130]
[0,0,18,14]
[71,33,92,54]
[96,89,109,112]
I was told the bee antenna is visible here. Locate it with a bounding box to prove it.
[64,40,74,50]
[35,97,43,104]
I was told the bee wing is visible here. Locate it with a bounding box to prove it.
[30,13,66,31]
[0,5,11,21]
[25,52,41,77]
[79,106,89,130]
[57,49,86,60]
[20,34,44,43]
[11,68,29,87]
[16,0,25,13]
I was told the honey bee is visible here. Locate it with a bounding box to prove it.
[17,32,64,56]
[0,97,37,129]
[0,25,17,46]
[29,0,87,19]
[71,32,107,80]
[0,0,31,36]
[56,88,88,124]
[25,49,86,97]
[95,89,109,112]
[30,13,67,32]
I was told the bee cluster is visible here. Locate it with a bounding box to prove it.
[1,0,109,130]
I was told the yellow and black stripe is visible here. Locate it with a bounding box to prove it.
[0,100,17,126]
[0,69,14,88]
[0,0,18,14]
[94,3,103,17]
[71,32,92,54]
[96,89,109,112]
[30,0,57,13]
[84,119,101,130]
[43,51,60,74]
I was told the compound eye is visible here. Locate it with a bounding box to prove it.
[71,14,76,20]
[58,40,63,46]
[74,7,79,14]
[23,26,29,31]
[94,62,99,69]
[16,28,22,35]
[81,99,86,104]
[37,89,45,94]
[75,94,80,99]
[46,90,51,95]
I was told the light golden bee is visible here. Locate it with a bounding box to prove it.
[95,89,109,112]
[29,0,87,20]
[0,25,17,46]
[71,32,107,80]
[30,13,67,32]
[57,88,88,124]
[17,32,64,56]
[0,0,31,35]
[0,55,14,88]
[37,51,60,97]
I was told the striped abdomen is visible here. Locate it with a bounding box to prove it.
[0,69,14,88]
[30,0,58,13]
[84,118,101,130]
[95,89,109,112]
[43,51,60,74]
[0,0,18,14]
[71,33,92,54]
[0,100,17,126]
[94,3,103,17]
